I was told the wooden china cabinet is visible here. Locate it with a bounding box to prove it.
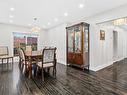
[66,22,89,70]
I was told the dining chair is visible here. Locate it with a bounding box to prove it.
[37,47,57,81]
[18,48,37,74]
[18,48,29,72]
[0,46,13,65]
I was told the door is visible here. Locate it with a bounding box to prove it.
[67,27,75,63]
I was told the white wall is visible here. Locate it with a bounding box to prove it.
[89,24,127,71]
[88,24,114,71]
[44,24,67,64]
[0,23,44,56]
[41,4,127,71]
[38,29,48,50]
[85,4,127,71]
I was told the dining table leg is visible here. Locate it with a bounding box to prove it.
[28,56,32,79]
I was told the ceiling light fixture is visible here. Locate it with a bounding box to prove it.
[113,18,127,26]
[54,18,58,22]
[10,7,15,11]
[28,24,31,26]
[79,4,84,8]
[64,12,68,17]
[31,18,41,32]
[9,15,14,18]
[47,22,51,25]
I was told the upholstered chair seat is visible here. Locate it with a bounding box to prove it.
[37,62,54,68]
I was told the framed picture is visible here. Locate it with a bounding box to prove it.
[100,30,105,40]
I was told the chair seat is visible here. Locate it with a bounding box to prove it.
[37,62,54,68]
[0,55,13,59]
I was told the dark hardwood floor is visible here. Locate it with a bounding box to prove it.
[0,60,127,95]
[97,58,127,94]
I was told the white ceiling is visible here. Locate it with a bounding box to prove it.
[0,0,127,29]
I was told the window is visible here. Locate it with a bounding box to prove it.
[13,32,38,56]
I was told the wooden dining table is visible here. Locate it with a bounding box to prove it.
[25,51,42,78]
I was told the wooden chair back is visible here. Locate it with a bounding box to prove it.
[26,46,32,52]
[42,47,57,64]
[18,48,26,61]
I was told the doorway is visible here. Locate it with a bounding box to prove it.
[113,31,118,62]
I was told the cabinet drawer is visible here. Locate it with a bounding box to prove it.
[74,53,83,65]
[68,52,83,65]
[68,52,75,63]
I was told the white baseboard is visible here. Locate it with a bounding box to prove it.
[90,61,113,71]
[90,57,126,71]
[57,61,67,65]
[113,57,124,63]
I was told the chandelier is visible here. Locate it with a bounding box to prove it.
[113,18,127,26]
[31,18,41,32]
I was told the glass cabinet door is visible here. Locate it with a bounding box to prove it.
[84,26,89,52]
[68,28,74,52]
[74,26,81,53]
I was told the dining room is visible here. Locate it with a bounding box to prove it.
[1,0,127,95]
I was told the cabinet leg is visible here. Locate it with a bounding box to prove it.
[88,65,90,71]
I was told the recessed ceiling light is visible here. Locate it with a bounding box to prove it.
[9,15,14,18]
[10,7,15,11]
[47,22,51,25]
[79,4,84,9]
[9,20,13,23]
[64,12,68,17]
[28,24,31,26]
[54,18,58,22]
